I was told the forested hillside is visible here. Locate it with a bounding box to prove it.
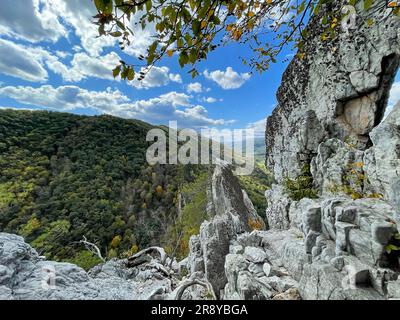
[0,109,271,269]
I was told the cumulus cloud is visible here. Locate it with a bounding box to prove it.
[0,38,124,83]
[384,81,400,119]
[204,67,251,90]
[0,85,129,113]
[0,0,66,43]
[45,0,155,57]
[48,52,122,82]
[246,118,266,139]
[0,39,49,82]
[202,97,218,103]
[46,0,116,56]
[0,85,232,128]
[169,73,182,84]
[132,67,183,89]
[187,82,203,93]
[389,81,400,106]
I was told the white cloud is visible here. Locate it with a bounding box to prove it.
[0,85,232,128]
[132,66,184,89]
[0,0,66,43]
[169,73,182,84]
[202,97,218,103]
[0,38,122,83]
[247,118,266,139]
[55,51,70,59]
[187,82,203,93]
[46,0,155,58]
[45,0,116,57]
[204,67,251,90]
[132,66,170,89]
[67,52,121,82]
[384,81,400,119]
[389,81,400,106]
[0,85,129,113]
[0,39,49,82]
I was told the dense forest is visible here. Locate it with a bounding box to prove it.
[0,109,271,269]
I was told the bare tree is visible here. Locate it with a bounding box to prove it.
[79,236,106,262]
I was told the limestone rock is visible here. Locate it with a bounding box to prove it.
[364,102,400,207]
[266,0,400,181]
[244,247,267,264]
[272,288,302,300]
[265,184,292,230]
[310,138,364,195]
[0,233,174,300]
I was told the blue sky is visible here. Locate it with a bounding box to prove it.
[0,0,398,138]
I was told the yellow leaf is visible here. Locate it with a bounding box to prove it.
[167,50,174,57]
[201,20,207,29]
[321,33,329,41]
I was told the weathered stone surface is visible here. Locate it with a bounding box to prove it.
[187,163,265,298]
[364,102,400,207]
[371,222,396,245]
[387,280,400,300]
[187,235,204,274]
[311,138,364,195]
[302,205,322,235]
[265,184,292,230]
[244,247,267,264]
[272,288,301,300]
[229,244,244,255]
[0,233,175,300]
[349,70,380,94]
[199,217,232,297]
[264,276,297,293]
[266,0,400,181]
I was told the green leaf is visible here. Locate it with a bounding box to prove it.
[146,0,152,12]
[364,0,373,10]
[297,1,306,14]
[179,52,189,67]
[110,31,122,37]
[192,20,201,36]
[94,0,105,11]
[127,68,135,81]
[116,20,126,31]
[112,65,121,78]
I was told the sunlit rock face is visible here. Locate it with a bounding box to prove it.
[262,1,400,301]
[266,0,400,183]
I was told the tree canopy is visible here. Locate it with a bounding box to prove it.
[91,0,399,80]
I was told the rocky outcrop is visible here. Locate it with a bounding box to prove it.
[187,162,265,298]
[0,233,187,300]
[364,101,400,206]
[266,1,400,182]
[261,89,400,300]
[262,1,400,301]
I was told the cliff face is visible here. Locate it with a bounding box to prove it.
[266,1,400,183]
[262,1,400,300]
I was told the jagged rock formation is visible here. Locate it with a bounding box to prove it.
[0,233,180,300]
[266,1,400,183]
[262,1,400,300]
